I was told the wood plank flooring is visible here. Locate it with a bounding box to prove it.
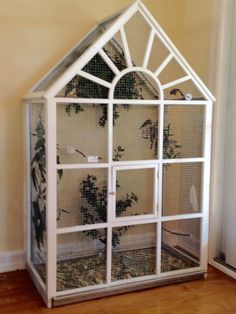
[0,266,236,314]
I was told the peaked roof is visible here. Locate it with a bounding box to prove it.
[27,0,215,102]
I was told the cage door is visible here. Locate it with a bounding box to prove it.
[112,165,158,222]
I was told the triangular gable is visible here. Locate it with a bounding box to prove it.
[30,1,214,102]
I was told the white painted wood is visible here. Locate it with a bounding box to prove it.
[161,213,203,222]
[57,163,109,170]
[154,53,173,77]
[143,28,155,68]
[23,91,46,101]
[120,26,133,68]
[28,262,48,306]
[57,223,108,234]
[158,266,202,278]
[55,98,109,104]
[45,97,57,305]
[99,49,120,76]
[77,70,112,89]
[162,75,191,90]
[0,250,26,273]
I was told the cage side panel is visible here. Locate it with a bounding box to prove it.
[29,103,47,283]
[57,230,107,291]
[162,163,202,216]
[164,105,205,159]
[57,169,108,228]
[112,224,156,281]
[161,219,201,273]
[57,103,108,164]
[113,105,159,161]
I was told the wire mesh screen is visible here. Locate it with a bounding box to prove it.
[113,105,159,161]
[124,11,151,67]
[147,35,169,73]
[57,103,108,164]
[34,27,104,92]
[162,162,202,216]
[115,168,154,217]
[102,31,127,71]
[164,80,206,100]
[161,219,200,272]
[29,103,47,283]
[57,230,106,291]
[164,105,205,158]
[57,169,108,228]
[114,72,159,100]
[82,53,115,82]
[158,58,186,85]
[112,223,156,281]
[57,75,109,98]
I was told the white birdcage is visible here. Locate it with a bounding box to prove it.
[24,0,215,307]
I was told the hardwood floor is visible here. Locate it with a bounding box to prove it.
[1,266,236,314]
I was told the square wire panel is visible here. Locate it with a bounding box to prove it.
[113,105,159,161]
[164,105,205,159]
[29,103,47,283]
[115,168,154,217]
[57,103,108,164]
[112,223,156,281]
[124,11,151,67]
[162,163,202,216]
[57,230,106,291]
[57,169,108,228]
[161,219,201,273]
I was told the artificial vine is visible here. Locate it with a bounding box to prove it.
[139,119,182,159]
[31,115,63,250]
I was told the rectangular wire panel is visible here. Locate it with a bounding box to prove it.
[57,230,106,291]
[124,11,151,67]
[162,163,202,216]
[57,103,108,164]
[57,168,108,228]
[161,219,201,273]
[29,103,47,283]
[164,80,206,100]
[112,224,156,281]
[115,168,154,217]
[113,105,159,161]
[57,75,109,98]
[34,27,104,92]
[147,35,169,73]
[164,105,205,158]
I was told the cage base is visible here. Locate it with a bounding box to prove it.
[53,271,205,307]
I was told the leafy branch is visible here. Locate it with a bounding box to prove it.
[80,175,138,247]
[139,119,182,159]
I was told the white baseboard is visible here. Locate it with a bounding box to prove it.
[0,250,26,273]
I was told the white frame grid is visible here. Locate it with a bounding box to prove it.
[24,0,214,307]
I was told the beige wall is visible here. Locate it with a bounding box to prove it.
[0,0,215,253]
